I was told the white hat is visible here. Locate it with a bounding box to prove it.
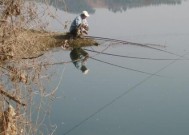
[83,69,89,75]
[80,65,89,74]
[82,11,90,17]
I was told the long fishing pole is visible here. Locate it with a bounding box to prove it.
[86,35,164,47]
[90,57,162,77]
[85,49,185,61]
[85,36,182,57]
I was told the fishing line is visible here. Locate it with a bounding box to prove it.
[86,36,165,47]
[62,52,187,135]
[84,49,188,61]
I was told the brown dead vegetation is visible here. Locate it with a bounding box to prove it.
[0,104,17,135]
[0,28,98,61]
[0,0,98,134]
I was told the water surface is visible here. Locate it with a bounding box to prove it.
[44,0,189,135]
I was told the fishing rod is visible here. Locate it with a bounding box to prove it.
[86,35,165,48]
[85,49,186,61]
[85,36,182,57]
[90,57,162,77]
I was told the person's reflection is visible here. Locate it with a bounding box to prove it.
[70,47,89,74]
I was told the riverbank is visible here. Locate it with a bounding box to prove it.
[0,29,98,61]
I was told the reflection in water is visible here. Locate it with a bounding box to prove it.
[48,0,95,14]
[70,47,89,74]
[98,0,183,13]
[46,0,183,13]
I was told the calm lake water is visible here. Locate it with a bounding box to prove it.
[41,0,189,135]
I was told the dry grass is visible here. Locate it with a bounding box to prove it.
[0,0,98,134]
[0,28,98,61]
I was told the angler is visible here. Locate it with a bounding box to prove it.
[69,11,90,38]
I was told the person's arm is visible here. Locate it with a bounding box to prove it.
[82,19,89,31]
[83,54,89,62]
[75,16,82,27]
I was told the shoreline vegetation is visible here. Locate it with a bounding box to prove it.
[0,0,99,134]
[0,28,98,61]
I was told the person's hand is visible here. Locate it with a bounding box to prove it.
[83,30,88,35]
[82,24,89,31]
